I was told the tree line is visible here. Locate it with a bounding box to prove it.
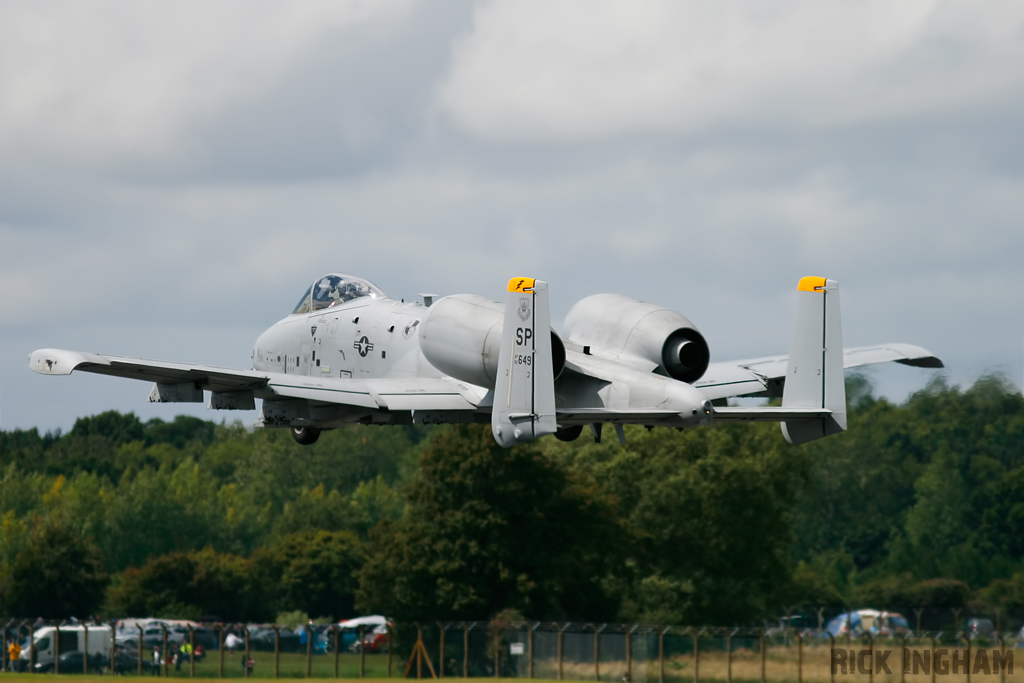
[0,374,1021,626]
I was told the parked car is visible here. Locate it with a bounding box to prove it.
[349,625,390,654]
[764,615,817,642]
[108,649,155,675]
[825,610,911,639]
[248,627,303,653]
[33,651,107,674]
[21,625,114,669]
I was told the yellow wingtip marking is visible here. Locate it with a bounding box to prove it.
[507,277,536,292]
[797,276,827,292]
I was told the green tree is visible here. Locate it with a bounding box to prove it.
[358,425,624,621]
[546,422,802,624]
[144,415,216,450]
[257,531,365,619]
[70,411,145,445]
[8,523,108,618]
[902,447,974,579]
[106,548,268,621]
[906,578,971,610]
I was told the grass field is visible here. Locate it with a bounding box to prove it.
[0,679,537,683]
[3,645,1021,683]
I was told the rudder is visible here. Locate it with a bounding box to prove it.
[781,276,847,445]
[491,277,557,447]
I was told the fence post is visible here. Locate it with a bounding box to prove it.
[829,633,836,683]
[437,624,444,679]
[493,626,499,679]
[726,628,733,683]
[558,624,567,681]
[961,632,971,683]
[218,625,225,679]
[867,632,873,683]
[929,634,937,683]
[108,622,114,677]
[626,625,636,683]
[1,619,6,674]
[659,627,668,683]
[332,626,340,679]
[899,634,907,683]
[796,632,803,683]
[387,623,393,678]
[161,624,169,678]
[693,628,701,683]
[190,625,196,678]
[997,633,1006,683]
[244,627,251,680]
[55,622,61,676]
[138,623,144,676]
[463,623,470,679]
[528,623,536,680]
[594,624,604,682]
[306,624,313,679]
[273,625,280,679]
[760,629,766,683]
[360,625,366,679]
[83,624,89,675]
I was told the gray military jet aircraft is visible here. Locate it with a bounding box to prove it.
[29,274,941,448]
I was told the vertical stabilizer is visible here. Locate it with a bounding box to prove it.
[491,278,557,448]
[781,277,847,445]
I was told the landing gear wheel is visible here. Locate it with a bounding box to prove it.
[291,426,321,445]
[554,425,584,442]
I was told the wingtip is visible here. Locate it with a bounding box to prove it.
[896,356,944,369]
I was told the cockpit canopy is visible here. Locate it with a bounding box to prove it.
[292,274,385,315]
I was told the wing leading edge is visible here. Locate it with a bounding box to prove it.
[28,348,483,417]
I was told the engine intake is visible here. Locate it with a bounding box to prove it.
[563,294,709,383]
[419,294,565,388]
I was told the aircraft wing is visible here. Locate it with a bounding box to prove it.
[28,348,482,413]
[695,343,943,401]
[29,349,268,393]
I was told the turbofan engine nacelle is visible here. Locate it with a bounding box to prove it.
[419,294,565,389]
[563,294,710,383]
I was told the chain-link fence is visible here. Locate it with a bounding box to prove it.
[0,617,1022,680]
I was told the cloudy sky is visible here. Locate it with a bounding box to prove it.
[2,0,1022,433]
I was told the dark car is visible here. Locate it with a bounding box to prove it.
[248,627,302,653]
[33,651,107,674]
[109,649,155,674]
[193,627,218,651]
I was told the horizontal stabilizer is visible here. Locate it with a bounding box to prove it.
[712,407,832,422]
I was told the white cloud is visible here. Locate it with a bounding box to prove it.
[436,0,1024,140]
[0,0,412,166]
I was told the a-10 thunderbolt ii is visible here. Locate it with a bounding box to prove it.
[29,273,942,448]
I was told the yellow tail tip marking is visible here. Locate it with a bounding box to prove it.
[797,276,827,292]
[507,277,536,292]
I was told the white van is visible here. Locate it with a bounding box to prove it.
[19,625,113,667]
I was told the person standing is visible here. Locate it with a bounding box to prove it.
[151,645,160,675]
[7,640,21,672]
